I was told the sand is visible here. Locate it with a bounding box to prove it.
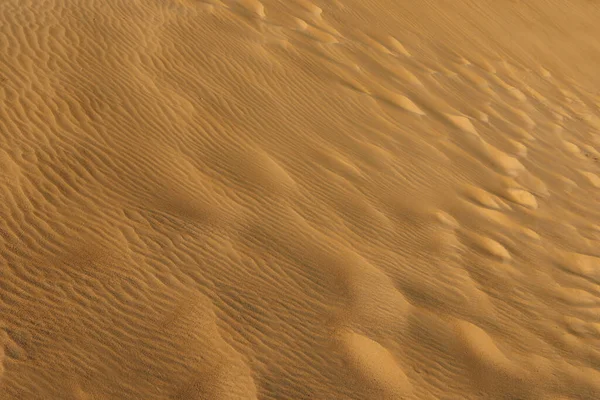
[1,0,600,398]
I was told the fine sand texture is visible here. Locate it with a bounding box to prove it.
[1,0,600,399]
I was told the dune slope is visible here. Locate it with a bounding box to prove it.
[1,0,600,399]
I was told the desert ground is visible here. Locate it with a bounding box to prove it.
[1,0,600,398]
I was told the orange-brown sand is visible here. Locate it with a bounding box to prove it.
[1,0,600,398]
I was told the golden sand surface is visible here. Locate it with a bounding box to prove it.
[1,0,600,398]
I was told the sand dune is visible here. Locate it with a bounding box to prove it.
[1,0,600,398]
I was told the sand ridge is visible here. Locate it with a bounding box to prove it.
[1,0,600,398]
